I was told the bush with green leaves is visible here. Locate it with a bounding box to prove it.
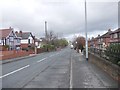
[42,44,55,51]
[4,45,9,49]
[105,43,120,65]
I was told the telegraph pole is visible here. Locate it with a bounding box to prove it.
[85,0,88,61]
[45,21,48,40]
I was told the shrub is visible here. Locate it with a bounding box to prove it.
[4,45,9,49]
[105,43,120,65]
[42,44,55,52]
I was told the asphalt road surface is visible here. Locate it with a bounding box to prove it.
[1,47,119,89]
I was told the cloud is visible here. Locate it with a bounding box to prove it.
[0,0,119,40]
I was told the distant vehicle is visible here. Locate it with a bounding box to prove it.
[70,45,74,49]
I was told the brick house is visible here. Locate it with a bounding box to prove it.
[89,37,98,48]
[109,28,120,44]
[97,29,112,50]
[15,31,35,50]
[0,27,21,51]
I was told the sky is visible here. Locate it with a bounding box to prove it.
[0,0,119,41]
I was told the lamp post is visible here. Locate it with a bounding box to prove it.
[85,0,88,61]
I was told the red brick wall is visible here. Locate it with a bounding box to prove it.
[0,45,8,51]
[21,44,28,48]
[0,50,29,60]
[28,50,35,54]
[37,48,44,54]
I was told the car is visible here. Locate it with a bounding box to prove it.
[70,45,74,49]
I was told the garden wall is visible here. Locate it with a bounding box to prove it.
[0,50,29,60]
[89,52,120,83]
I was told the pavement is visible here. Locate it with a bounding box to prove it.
[71,51,118,88]
[1,47,119,89]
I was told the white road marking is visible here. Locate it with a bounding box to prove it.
[0,65,30,79]
[37,58,46,63]
[70,54,73,89]
[0,53,61,79]
[49,55,54,57]
[37,53,60,62]
[49,53,60,58]
[55,53,59,55]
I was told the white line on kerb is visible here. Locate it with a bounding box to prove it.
[70,54,73,89]
[55,53,59,55]
[0,65,30,79]
[49,55,54,57]
[37,58,46,63]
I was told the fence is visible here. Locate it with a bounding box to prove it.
[89,48,120,66]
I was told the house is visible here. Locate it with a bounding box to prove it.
[109,28,120,44]
[15,31,35,50]
[97,29,112,50]
[89,37,98,48]
[0,27,21,51]
[34,38,42,48]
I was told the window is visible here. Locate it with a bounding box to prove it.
[17,39,20,43]
[114,33,117,38]
[98,39,101,42]
[110,35,113,39]
[0,39,1,44]
[118,32,120,39]
[28,39,30,44]
[9,37,14,41]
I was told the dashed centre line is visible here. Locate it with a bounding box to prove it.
[37,58,47,63]
[0,65,30,79]
[0,52,60,79]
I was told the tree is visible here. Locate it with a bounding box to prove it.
[76,36,85,47]
[73,36,85,52]
[47,30,58,45]
[43,30,68,51]
[105,44,120,65]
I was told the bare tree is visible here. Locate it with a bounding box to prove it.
[47,30,58,45]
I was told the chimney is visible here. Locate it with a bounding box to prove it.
[108,29,111,32]
[9,27,12,29]
[15,31,18,34]
[98,34,100,37]
[19,30,22,33]
[9,26,13,30]
[19,31,22,37]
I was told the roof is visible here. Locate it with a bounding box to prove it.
[100,30,112,38]
[110,28,120,34]
[0,29,12,39]
[35,38,40,42]
[95,35,101,39]
[91,37,97,41]
[16,32,34,39]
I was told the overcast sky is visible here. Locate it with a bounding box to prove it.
[0,0,119,41]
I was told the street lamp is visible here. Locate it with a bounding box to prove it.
[76,41,77,44]
[85,0,88,61]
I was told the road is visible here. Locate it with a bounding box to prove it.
[1,47,119,89]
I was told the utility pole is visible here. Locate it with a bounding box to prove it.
[45,21,48,41]
[85,0,88,61]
